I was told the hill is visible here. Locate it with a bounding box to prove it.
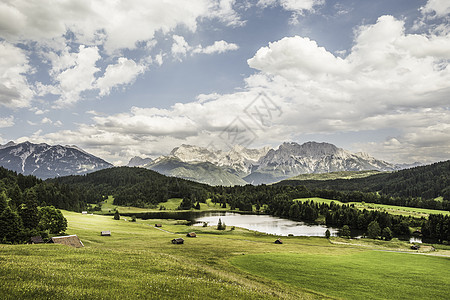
[277,160,450,201]
[50,166,212,208]
[284,170,384,181]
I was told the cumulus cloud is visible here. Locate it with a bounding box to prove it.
[421,0,450,18]
[96,58,146,96]
[0,41,34,108]
[172,35,239,60]
[193,40,239,54]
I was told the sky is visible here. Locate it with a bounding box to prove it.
[0,0,449,165]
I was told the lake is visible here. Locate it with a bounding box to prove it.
[192,212,339,237]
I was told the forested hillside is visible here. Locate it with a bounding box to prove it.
[50,167,211,207]
[278,160,450,201]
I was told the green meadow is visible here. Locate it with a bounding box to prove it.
[1,211,449,299]
[95,196,230,214]
[295,197,450,218]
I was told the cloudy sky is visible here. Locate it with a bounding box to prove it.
[1,0,449,165]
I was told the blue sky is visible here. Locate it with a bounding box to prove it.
[0,0,449,165]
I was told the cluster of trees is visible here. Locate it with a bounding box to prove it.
[0,190,67,244]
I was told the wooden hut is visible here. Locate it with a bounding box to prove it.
[410,244,420,250]
[155,224,162,227]
[101,231,111,236]
[171,238,184,244]
[186,232,197,238]
[275,238,283,244]
[30,236,44,244]
[50,235,84,248]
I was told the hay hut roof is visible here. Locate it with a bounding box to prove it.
[155,224,162,227]
[51,235,84,248]
[186,232,197,238]
[30,236,44,244]
[275,238,283,244]
[172,238,184,244]
[101,231,111,236]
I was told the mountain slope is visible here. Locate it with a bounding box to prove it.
[0,141,112,179]
[146,157,247,186]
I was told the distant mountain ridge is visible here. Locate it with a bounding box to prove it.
[0,141,112,179]
[130,141,409,186]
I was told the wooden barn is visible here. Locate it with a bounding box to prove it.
[50,235,84,248]
[275,238,283,244]
[30,236,44,244]
[171,238,184,244]
[186,232,197,238]
[101,231,111,236]
[155,224,162,227]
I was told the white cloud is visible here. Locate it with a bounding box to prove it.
[171,35,192,59]
[172,35,239,60]
[52,45,101,107]
[193,40,239,54]
[41,117,52,124]
[0,116,14,128]
[0,41,34,108]
[421,0,450,18]
[96,58,146,96]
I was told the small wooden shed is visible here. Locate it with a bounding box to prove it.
[101,231,111,236]
[30,236,44,244]
[411,244,420,250]
[155,224,162,227]
[275,238,283,244]
[82,211,88,215]
[172,238,184,244]
[51,235,84,248]
[186,232,197,238]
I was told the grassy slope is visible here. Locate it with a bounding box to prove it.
[285,170,383,181]
[96,196,231,214]
[231,251,450,300]
[1,211,449,299]
[296,197,450,218]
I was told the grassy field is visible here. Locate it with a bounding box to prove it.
[1,211,449,299]
[296,197,450,218]
[285,170,383,181]
[95,196,231,214]
[231,251,450,299]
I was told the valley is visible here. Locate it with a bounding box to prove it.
[1,211,449,299]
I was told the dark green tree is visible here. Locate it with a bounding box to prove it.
[325,229,331,239]
[341,225,351,238]
[367,220,381,239]
[0,191,8,213]
[19,189,40,230]
[114,210,120,220]
[382,227,393,241]
[0,206,24,243]
[38,206,67,234]
[217,218,226,230]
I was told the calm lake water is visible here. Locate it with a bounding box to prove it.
[192,212,339,237]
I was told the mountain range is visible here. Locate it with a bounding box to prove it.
[140,141,417,185]
[0,140,421,185]
[0,141,112,179]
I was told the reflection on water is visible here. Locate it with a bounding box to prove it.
[193,212,339,237]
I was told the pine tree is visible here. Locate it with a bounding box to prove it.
[20,189,40,229]
[114,210,120,220]
[39,206,68,234]
[367,221,381,239]
[0,191,8,213]
[0,206,24,243]
[325,229,331,239]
